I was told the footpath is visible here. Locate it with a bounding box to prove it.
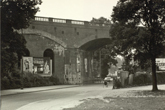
[1,84,165,97]
[1,85,79,96]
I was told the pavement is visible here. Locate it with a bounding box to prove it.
[1,85,79,96]
[1,84,165,96]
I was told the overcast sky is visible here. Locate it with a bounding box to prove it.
[36,0,119,21]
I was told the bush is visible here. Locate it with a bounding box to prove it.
[12,69,21,79]
[1,76,10,90]
[1,76,21,90]
[124,77,129,86]
[49,76,60,85]
[113,77,122,89]
[1,71,61,90]
[9,77,21,89]
[157,72,165,84]
[22,74,60,87]
[122,73,165,88]
[133,74,152,85]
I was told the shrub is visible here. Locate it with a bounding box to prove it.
[1,71,61,89]
[12,69,21,79]
[1,76,10,90]
[9,77,21,89]
[133,74,152,85]
[49,76,60,85]
[157,72,165,84]
[113,77,122,89]
[125,77,129,86]
[1,76,21,89]
[14,78,21,87]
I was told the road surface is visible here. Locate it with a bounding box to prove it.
[1,83,113,110]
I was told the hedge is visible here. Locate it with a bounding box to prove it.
[1,73,60,90]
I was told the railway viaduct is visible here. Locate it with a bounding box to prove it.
[20,16,112,84]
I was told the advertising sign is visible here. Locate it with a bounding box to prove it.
[22,57,33,73]
[33,57,51,75]
[22,57,52,76]
[156,58,165,71]
[85,58,88,72]
[77,55,80,72]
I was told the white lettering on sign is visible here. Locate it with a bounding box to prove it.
[156,58,165,71]
[33,58,44,64]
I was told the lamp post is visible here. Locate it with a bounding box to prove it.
[99,49,101,77]
[21,57,24,90]
[21,29,24,90]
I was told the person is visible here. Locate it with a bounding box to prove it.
[103,80,108,87]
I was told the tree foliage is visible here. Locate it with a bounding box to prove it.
[93,46,119,78]
[110,0,165,91]
[90,17,111,26]
[1,0,42,77]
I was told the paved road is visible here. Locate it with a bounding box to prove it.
[1,83,165,110]
[1,83,113,110]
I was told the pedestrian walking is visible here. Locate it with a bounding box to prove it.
[104,80,108,87]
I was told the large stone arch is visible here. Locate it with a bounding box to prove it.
[74,35,111,51]
[18,28,67,48]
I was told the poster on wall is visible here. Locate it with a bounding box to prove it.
[33,57,51,76]
[91,58,93,72]
[64,64,70,83]
[85,58,88,72]
[77,55,80,72]
[22,57,33,73]
[156,58,165,71]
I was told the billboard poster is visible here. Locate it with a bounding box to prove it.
[85,58,88,72]
[33,57,51,75]
[22,57,33,73]
[156,58,165,71]
[77,55,80,72]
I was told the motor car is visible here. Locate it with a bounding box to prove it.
[104,77,113,82]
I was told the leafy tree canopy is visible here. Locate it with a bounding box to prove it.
[90,17,111,25]
[1,0,42,77]
[110,0,165,91]
[93,46,119,78]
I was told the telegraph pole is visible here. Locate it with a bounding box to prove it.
[21,29,24,90]
[99,49,101,77]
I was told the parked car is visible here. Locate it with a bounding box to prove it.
[104,77,113,82]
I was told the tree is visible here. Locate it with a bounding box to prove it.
[1,0,42,77]
[90,17,111,26]
[110,0,165,91]
[93,46,118,78]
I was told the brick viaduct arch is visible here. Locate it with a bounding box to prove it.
[75,34,111,51]
[19,28,67,48]
[21,16,111,84]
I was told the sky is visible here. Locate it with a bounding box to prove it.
[36,0,119,21]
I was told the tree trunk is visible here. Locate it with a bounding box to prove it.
[151,57,158,91]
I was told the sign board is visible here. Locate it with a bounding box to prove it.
[156,58,165,71]
[22,57,52,76]
[77,55,80,72]
[33,57,51,75]
[84,58,88,72]
[22,57,33,73]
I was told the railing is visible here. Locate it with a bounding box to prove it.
[34,16,110,27]
[35,17,49,22]
[71,20,84,25]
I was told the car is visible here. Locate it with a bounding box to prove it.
[104,77,113,82]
